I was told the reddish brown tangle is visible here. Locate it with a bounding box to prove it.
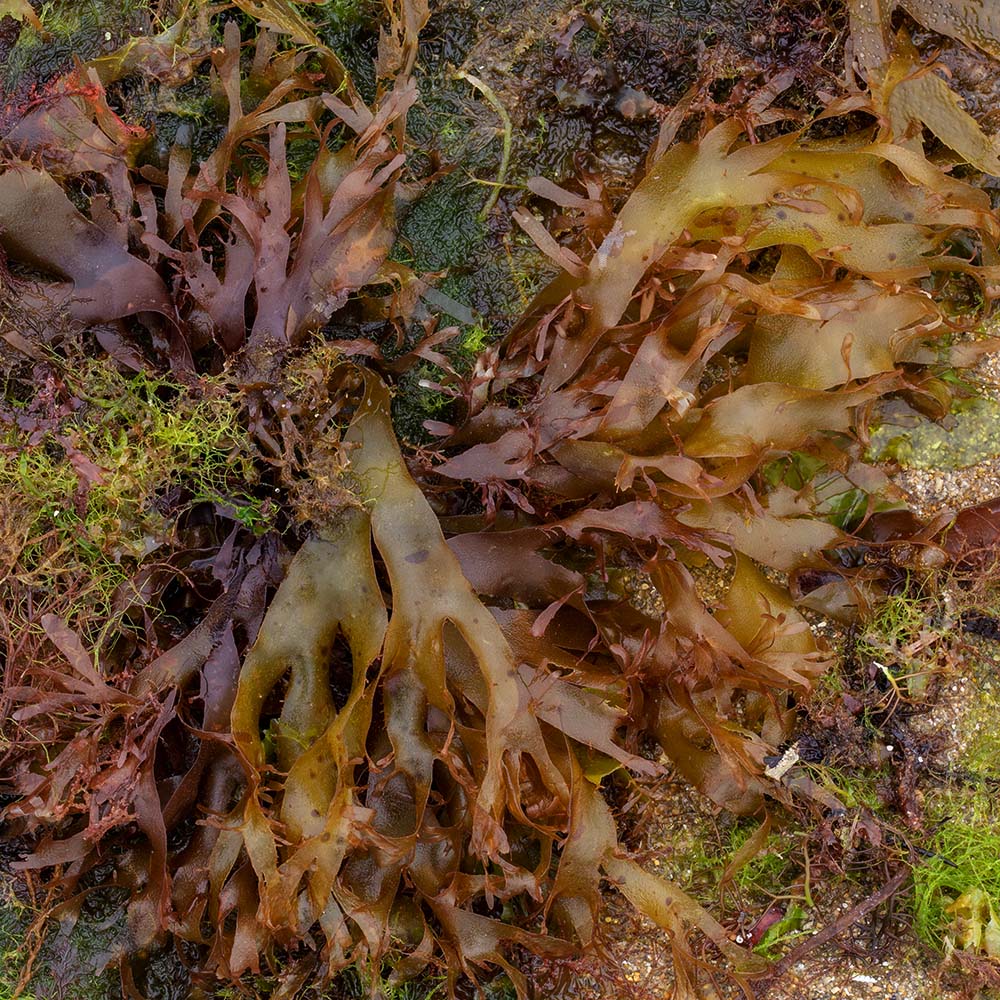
[2,0,1000,998]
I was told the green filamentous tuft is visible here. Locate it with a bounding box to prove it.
[460,323,491,356]
[855,585,945,696]
[911,664,1000,951]
[913,805,1000,949]
[1,359,270,630]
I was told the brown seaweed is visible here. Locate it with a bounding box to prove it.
[2,2,1000,998]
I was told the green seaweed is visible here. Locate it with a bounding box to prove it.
[753,904,808,959]
[870,395,1000,470]
[0,359,270,636]
[914,801,1000,949]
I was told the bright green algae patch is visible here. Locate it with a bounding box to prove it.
[913,675,1000,950]
[3,362,267,546]
[1,359,270,632]
[869,395,1000,470]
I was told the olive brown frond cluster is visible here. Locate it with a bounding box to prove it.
[1,1,1000,997]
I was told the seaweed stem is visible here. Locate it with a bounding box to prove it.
[454,69,512,220]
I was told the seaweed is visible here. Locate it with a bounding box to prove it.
[848,0,1000,77]
[847,0,1000,177]
[0,0,42,32]
[2,1,1000,999]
